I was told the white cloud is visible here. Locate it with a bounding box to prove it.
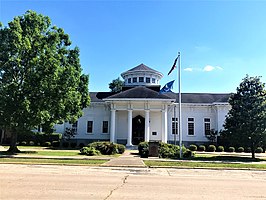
[217,66,223,70]
[184,68,193,72]
[203,65,215,72]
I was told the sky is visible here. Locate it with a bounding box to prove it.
[1,0,266,93]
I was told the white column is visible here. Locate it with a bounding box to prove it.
[110,109,116,143]
[145,110,150,142]
[161,109,168,143]
[127,110,133,146]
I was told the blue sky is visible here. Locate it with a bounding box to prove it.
[1,0,266,93]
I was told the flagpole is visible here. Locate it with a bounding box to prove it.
[174,104,176,145]
[178,52,182,158]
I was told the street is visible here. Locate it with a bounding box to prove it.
[0,164,266,200]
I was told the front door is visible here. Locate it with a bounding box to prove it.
[132,115,145,145]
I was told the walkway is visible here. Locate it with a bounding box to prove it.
[101,150,146,168]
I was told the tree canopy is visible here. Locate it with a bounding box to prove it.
[109,77,124,92]
[0,10,90,152]
[222,75,266,158]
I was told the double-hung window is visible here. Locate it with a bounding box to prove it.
[102,121,108,133]
[204,118,211,135]
[172,118,178,134]
[188,118,194,136]
[87,121,93,133]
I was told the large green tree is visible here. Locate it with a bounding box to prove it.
[0,11,90,153]
[223,75,266,158]
[109,77,124,92]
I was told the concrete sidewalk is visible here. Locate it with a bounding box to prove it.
[101,150,146,168]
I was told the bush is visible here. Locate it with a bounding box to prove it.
[189,144,197,151]
[159,143,180,159]
[138,142,149,158]
[88,141,123,155]
[52,141,60,147]
[43,141,51,147]
[62,142,69,148]
[255,147,263,153]
[70,142,77,148]
[228,147,235,152]
[116,144,126,154]
[80,147,100,156]
[207,145,216,152]
[28,141,35,146]
[79,143,85,148]
[183,150,195,158]
[245,147,251,153]
[217,146,224,152]
[237,147,244,153]
[198,145,206,151]
[20,141,27,146]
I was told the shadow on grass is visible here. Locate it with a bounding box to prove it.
[190,155,264,162]
[0,151,37,155]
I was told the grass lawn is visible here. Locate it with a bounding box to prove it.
[0,157,107,165]
[144,160,266,169]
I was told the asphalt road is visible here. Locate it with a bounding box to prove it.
[1,164,266,200]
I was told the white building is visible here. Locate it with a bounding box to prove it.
[54,64,231,146]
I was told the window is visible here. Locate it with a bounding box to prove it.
[172,118,178,134]
[152,78,156,83]
[87,121,93,133]
[188,118,194,135]
[152,132,157,135]
[146,77,150,83]
[204,118,211,135]
[139,77,144,82]
[102,121,108,133]
[128,78,131,83]
[133,77,137,83]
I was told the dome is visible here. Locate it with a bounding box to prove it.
[121,64,163,86]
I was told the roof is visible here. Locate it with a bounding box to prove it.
[105,86,173,99]
[90,89,231,103]
[121,63,162,76]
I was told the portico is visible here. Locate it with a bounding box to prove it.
[104,87,174,146]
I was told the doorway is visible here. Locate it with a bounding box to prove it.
[132,115,145,145]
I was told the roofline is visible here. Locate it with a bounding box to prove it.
[103,98,176,102]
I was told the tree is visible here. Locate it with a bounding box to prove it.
[0,11,90,153]
[222,75,266,159]
[109,77,124,92]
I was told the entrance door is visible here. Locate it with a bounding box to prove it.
[132,115,145,145]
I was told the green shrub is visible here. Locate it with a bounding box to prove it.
[116,144,126,154]
[88,141,121,155]
[80,147,101,156]
[189,144,197,151]
[159,143,180,158]
[237,147,244,153]
[52,141,60,147]
[207,145,216,152]
[198,145,206,151]
[255,147,263,153]
[43,141,51,147]
[228,147,235,152]
[245,147,251,153]
[62,142,69,148]
[79,143,85,148]
[138,142,149,158]
[20,141,27,146]
[217,146,224,152]
[70,142,77,148]
[28,141,35,146]
[183,150,195,158]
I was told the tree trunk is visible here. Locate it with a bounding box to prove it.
[251,142,255,159]
[7,130,20,154]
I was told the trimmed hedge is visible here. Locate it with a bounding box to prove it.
[138,142,194,159]
[217,146,224,152]
[237,147,244,153]
[189,144,197,151]
[255,147,263,153]
[198,145,206,151]
[228,147,235,152]
[81,142,126,155]
[207,145,216,152]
